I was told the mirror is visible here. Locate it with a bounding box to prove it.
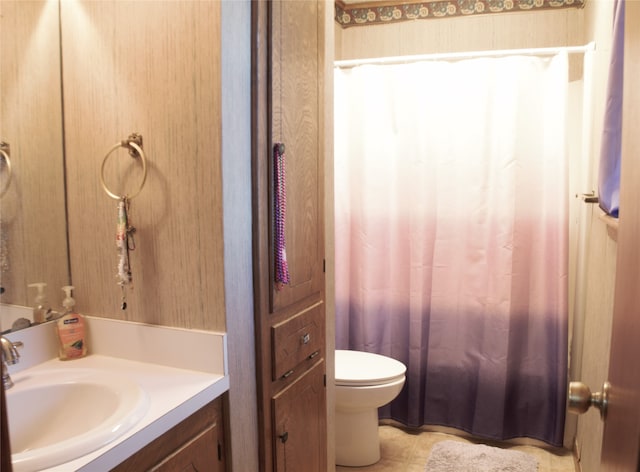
[0,0,70,332]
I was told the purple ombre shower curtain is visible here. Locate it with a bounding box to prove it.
[334,53,569,446]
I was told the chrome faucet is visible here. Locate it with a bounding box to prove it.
[1,336,22,389]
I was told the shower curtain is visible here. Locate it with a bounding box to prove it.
[334,53,569,446]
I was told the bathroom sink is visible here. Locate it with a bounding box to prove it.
[7,368,149,472]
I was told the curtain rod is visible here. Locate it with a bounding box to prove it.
[334,42,596,68]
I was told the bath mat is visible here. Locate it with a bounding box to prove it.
[425,440,538,472]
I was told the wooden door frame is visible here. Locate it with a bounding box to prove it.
[251,1,274,469]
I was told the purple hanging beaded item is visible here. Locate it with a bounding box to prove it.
[274,143,290,290]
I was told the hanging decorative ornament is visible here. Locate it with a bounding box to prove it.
[0,142,13,295]
[100,133,147,311]
[116,197,136,310]
[274,142,290,290]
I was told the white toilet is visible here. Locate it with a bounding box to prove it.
[334,349,407,467]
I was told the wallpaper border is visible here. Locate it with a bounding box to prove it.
[335,0,584,28]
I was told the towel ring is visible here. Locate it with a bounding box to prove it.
[100,134,147,200]
[0,143,13,199]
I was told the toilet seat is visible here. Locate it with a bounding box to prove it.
[335,350,406,387]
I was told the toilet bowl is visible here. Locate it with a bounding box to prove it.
[335,349,406,467]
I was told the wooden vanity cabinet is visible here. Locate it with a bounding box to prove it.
[252,1,327,471]
[1,379,12,472]
[111,397,226,472]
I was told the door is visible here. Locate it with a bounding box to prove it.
[270,0,324,313]
[600,5,640,470]
[273,360,327,472]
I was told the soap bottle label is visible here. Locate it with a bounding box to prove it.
[58,315,87,360]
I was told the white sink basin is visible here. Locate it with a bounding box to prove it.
[7,368,149,472]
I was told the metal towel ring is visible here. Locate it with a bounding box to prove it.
[0,143,13,199]
[100,134,147,200]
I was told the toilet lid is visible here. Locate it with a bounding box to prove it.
[335,350,406,386]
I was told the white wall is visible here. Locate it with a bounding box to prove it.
[221,1,259,470]
[324,0,337,467]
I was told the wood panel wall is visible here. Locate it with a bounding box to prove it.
[336,9,584,60]
[0,1,68,310]
[61,1,225,331]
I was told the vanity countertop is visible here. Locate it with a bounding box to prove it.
[5,316,229,472]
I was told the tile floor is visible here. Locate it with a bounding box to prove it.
[336,425,577,471]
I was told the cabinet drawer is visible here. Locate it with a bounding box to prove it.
[271,302,324,380]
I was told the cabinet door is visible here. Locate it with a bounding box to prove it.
[272,360,327,472]
[270,0,324,313]
[112,399,224,472]
[152,423,222,472]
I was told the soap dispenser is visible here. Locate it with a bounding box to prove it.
[27,283,48,324]
[61,285,76,315]
[56,285,87,360]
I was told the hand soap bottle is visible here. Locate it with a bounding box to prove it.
[27,283,48,324]
[56,285,87,360]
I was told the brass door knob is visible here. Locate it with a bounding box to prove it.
[568,381,610,420]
